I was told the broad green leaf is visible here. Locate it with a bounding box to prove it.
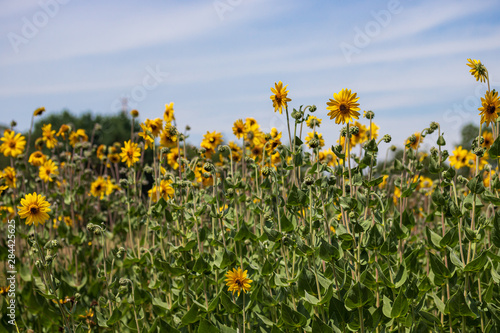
[344,282,374,310]
[429,253,451,279]
[312,315,334,333]
[197,319,219,333]
[488,136,500,158]
[280,303,307,328]
[464,252,488,272]
[181,305,200,325]
[467,174,485,194]
[391,291,409,318]
[445,291,477,319]
[220,292,241,314]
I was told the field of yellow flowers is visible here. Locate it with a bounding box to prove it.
[1,59,500,332]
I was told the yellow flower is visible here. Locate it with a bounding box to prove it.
[56,124,70,139]
[366,122,379,141]
[250,145,263,161]
[138,123,155,150]
[318,148,340,167]
[406,132,423,150]
[148,179,175,202]
[17,192,51,227]
[108,153,120,164]
[225,267,252,297]
[305,132,325,149]
[351,121,368,146]
[69,129,88,147]
[306,116,322,129]
[466,58,487,83]
[167,147,181,170]
[33,107,46,116]
[145,118,163,137]
[160,124,178,148]
[378,175,389,189]
[39,160,59,182]
[164,103,175,123]
[245,118,259,132]
[90,177,108,199]
[232,119,247,139]
[0,286,10,295]
[1,167,17,188]
[0,130,26,157]
[266,132,282,153]
[201,131,223,151]
[482,131,494,149]
[0,185,8,196]
[449,146,473,170]
[326,88,360,124]
[96,144,106,160]
[0,206,15,220]
[271,151,281,165]
[42,124,58,149]
[120,140,141,167]
[469,152,489,171]
[228,141,242,162]
[29,151,47,166]
[193,166,213,186]
[478,90,500,126]
[270,81,292,114]
[393,187,401,205]
[63,216,73,227]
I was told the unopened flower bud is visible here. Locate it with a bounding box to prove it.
[304,175,314,186]
[383,134,391,143]
[203,162,215,173]
[364,110,375,119]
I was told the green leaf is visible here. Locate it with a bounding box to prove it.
[344,282,374,310]
[488,135,500,158]
[303,291,320,305]
[287,185,308,206]
[280,214,295,232]
[391,291,409,318]
[319,239,342,261]
[429,252,451,279]
[464,252,488,272]
[207,294,220,312]
[214,249,236,270]
[492,212,500,248]
[280,303,307,328]
[440,226,458,248]
[449,249,465,270]
[467,174,485,194]
[220,292,241,314]
[107,308,123,326]
[445,291,477,319]
[197,319,219,333]
[234,222,257,242]
[193,255,211,274]
[312,315,334,333]
[393,263,408,289]
[181,304,200,325]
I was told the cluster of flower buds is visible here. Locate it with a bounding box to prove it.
[87,223,104,235]
[115,247,126,259]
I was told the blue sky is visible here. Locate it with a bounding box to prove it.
[1,0,499,152]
